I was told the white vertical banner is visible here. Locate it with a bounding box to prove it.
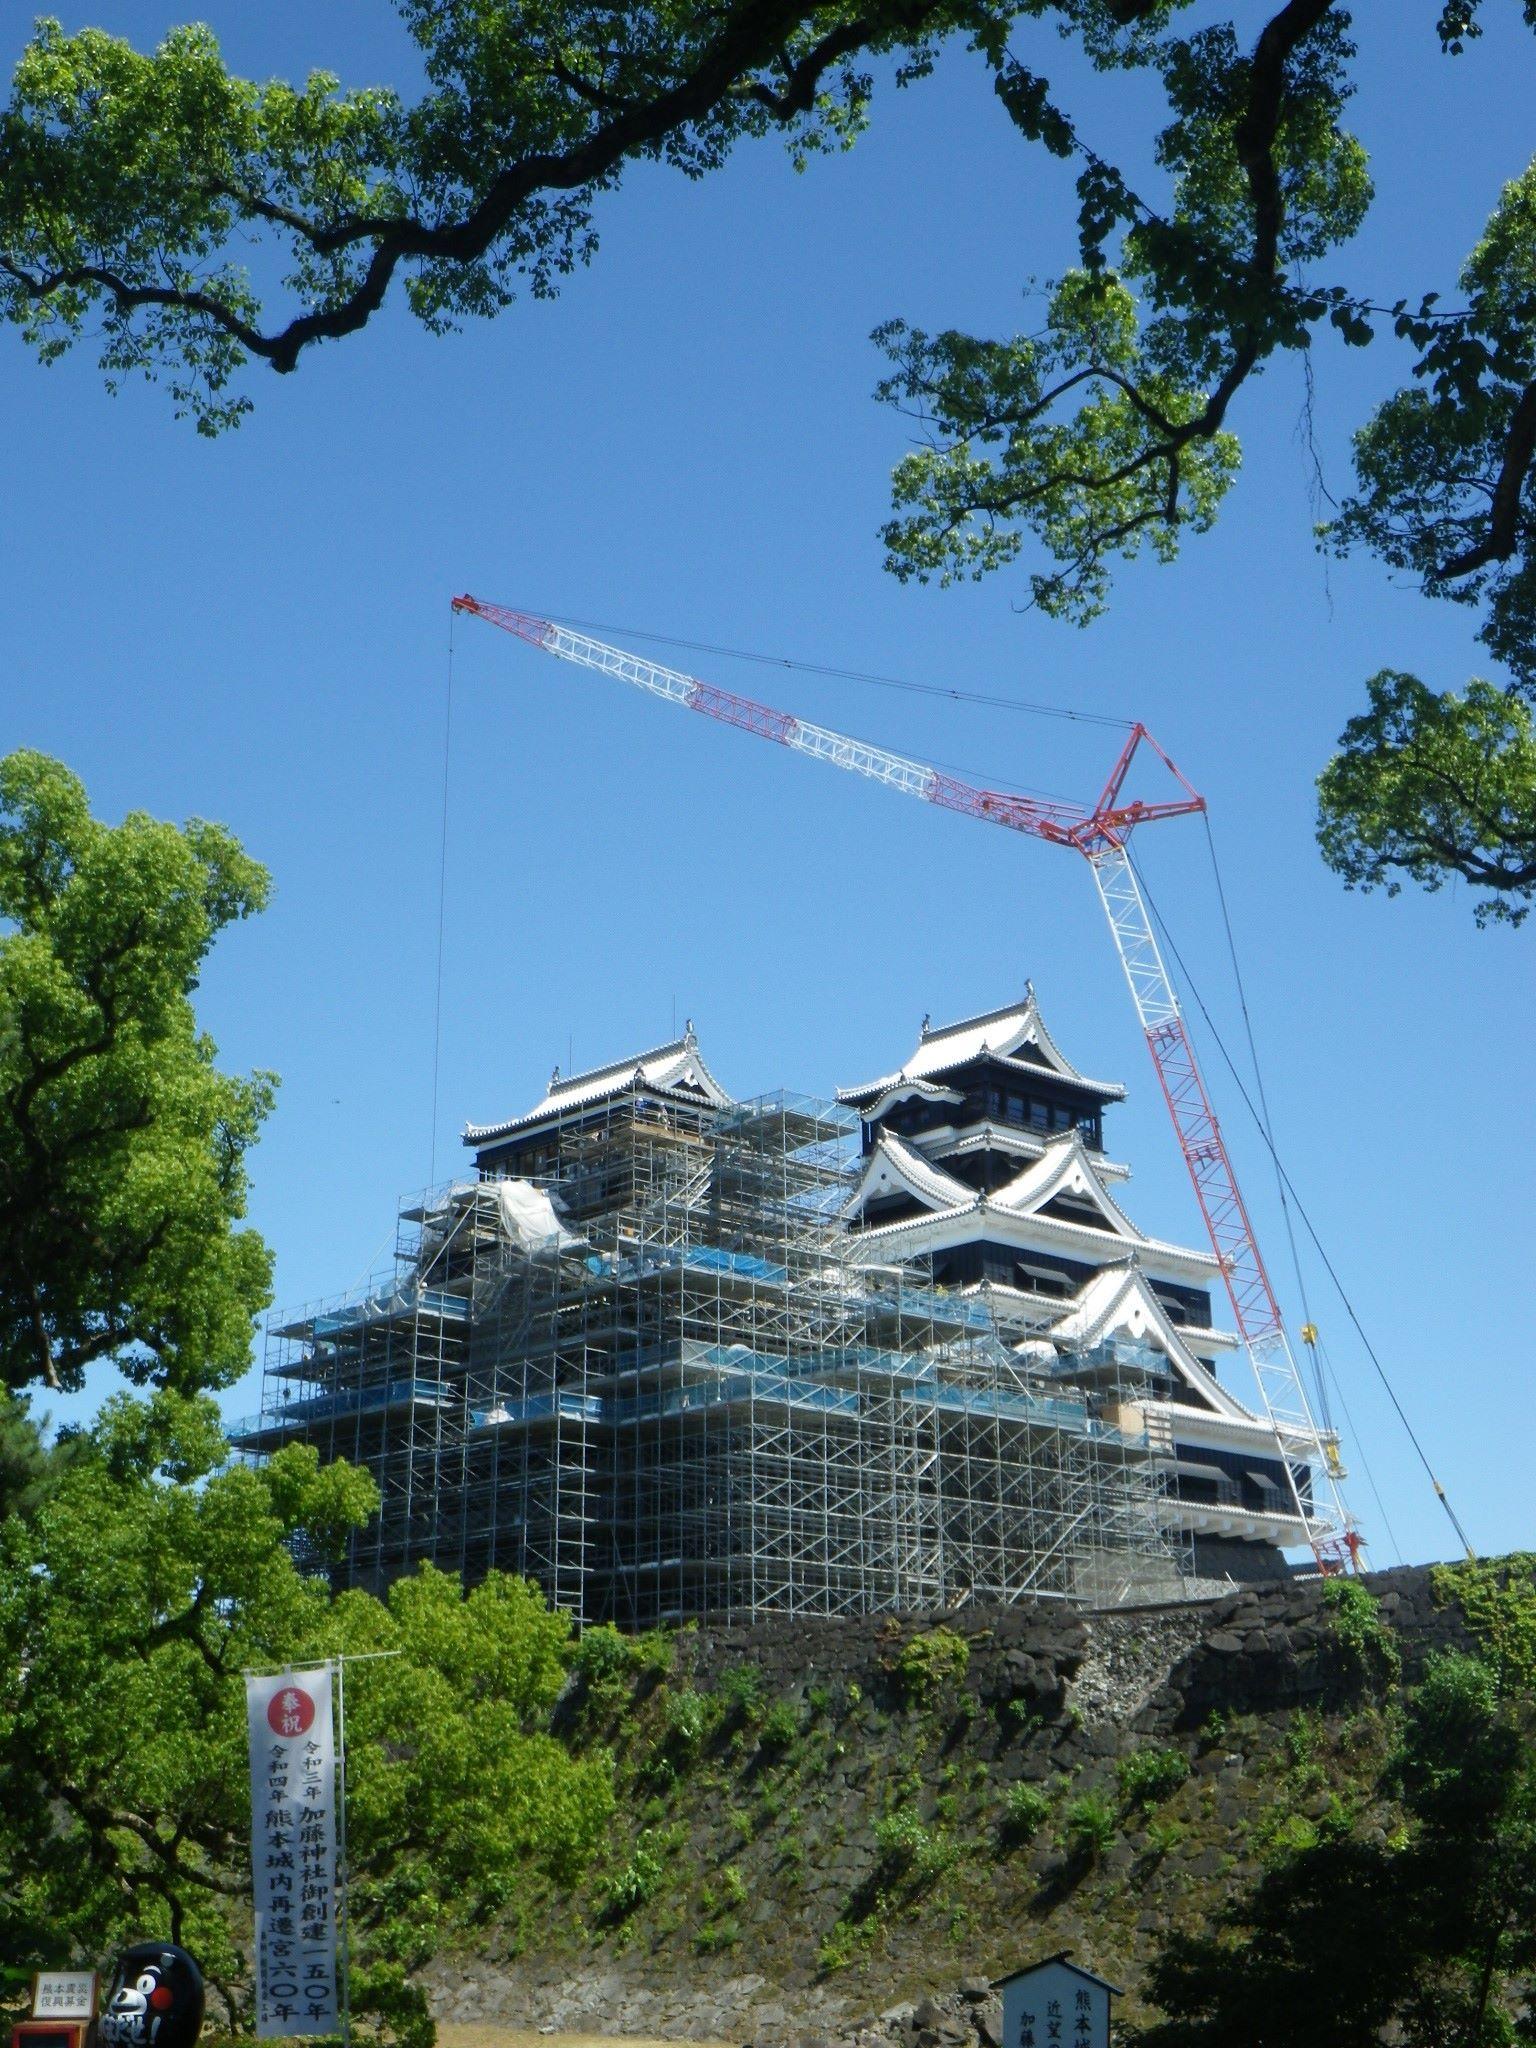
[246,1667,340,2038]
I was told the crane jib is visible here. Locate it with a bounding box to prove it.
[686,679,797,745]
[451,589,1361,1572]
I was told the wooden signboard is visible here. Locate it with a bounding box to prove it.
[995,1952,1121,2048]
[29,1979,96,2025]
[15,1967,98,2048]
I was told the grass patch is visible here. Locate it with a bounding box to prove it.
[888,1627,970,1704]
[1062,1791,1117,1862]
[715,1662,766,1728]
[693,1915,740,1953]
[1285,1709,1324,1768]
[1143,1817,1187,1859]
[819,1914,879,1972]
[874,1806,956,1885]
[598,1833,665,1920]
[758,1700,800,1752]
[1323,1578,1401,1686]
[1431,1554,1536,1691]
[1117,1745,1190,1808]
[1001,1781,1052,1843]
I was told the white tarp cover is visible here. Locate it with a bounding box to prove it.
[420,1179,582,1260]
[490,1178,581,1253]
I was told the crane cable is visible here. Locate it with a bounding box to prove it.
[1200,814,1335,1438]
[532,608,1137,730]
[429,611,456,1186]
[1199,817,1406,1565]
[1305,1324,1396,1559]
[1127,843,1477,1565]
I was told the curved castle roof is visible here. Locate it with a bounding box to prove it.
[838,989,1126,1106]
[465,1027,733,1146]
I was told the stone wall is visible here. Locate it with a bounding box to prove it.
[675,1563,1475,1737]
[427,1560,1488,2047]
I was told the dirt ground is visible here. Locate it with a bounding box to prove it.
[438,2026,735,2048]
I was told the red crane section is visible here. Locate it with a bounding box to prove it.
[452,594,1357,1571]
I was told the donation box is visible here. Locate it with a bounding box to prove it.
[13,1972,98,2048]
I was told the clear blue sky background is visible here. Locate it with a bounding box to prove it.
[5,2,1532,1570]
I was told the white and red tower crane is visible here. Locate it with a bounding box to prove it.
[451,594,1359,1573]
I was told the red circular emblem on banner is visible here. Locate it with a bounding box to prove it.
[267,1684,317,1737]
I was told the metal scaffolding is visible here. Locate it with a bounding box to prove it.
[235,1085,1190,1622]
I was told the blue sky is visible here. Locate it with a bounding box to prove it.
[5,2,1532,1569]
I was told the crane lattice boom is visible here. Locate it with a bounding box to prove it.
[452,593,1358,1572]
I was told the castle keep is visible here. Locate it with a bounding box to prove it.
[236,995,1314,1620]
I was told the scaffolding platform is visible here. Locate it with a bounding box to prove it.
[237,1082,1191,1622]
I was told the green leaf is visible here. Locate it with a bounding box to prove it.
[0,751,275,1397]
[1316,672,1536,925]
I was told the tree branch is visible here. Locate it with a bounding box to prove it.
[54,1780,244,1895]
[1439,377,1536,577]
[6,0,955,378]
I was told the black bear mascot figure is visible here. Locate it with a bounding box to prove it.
[98,1946,204,2048]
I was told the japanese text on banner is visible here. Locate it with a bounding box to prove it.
[245,1668,339,2039]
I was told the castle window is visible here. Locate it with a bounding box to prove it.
[1016,1262,1068,1297]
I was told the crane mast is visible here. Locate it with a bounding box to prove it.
[452,594,1357,1572]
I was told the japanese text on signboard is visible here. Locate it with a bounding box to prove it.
[31,1974,96,2020]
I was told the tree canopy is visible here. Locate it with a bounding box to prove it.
[0,750,274,1396]
[1316,672,1536,925]
[0,0,997,433]
[4,5,1536,915]
[0,1392,614,2041]
[1139,1579,1536,2048]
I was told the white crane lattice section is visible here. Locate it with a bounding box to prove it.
[451,596,1358,1571]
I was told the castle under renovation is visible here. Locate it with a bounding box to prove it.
[236,995,1315,1621]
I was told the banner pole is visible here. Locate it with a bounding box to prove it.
[335,1658,351,2048]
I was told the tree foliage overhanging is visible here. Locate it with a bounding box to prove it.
[0,750,275,1399]
[1137,1568,1536,2048]
[4,4,1536,915]
[0,1392,615,2044]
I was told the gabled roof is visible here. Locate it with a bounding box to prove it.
[849,1129,1218,1280]
[988,1130,1146,1235]
[465,1028,733,1145]
[993,1952,1123,1996]
[839,988,1125,1105]
[843,1133,974,1220]
[859,1078,965,1122]
[921,1121,1131,1183]
[850,1201,1219,1281]
[1046,1263,1257,1423]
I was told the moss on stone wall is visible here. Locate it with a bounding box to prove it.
[425,1560,1510,2044]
